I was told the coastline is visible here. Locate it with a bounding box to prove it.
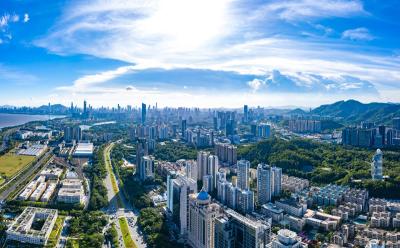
[0,113,66,130]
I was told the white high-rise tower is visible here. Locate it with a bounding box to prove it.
[371,149,383,180]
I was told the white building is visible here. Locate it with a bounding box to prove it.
[271,167,282,197]
[257,163,272,205]
[188,189,221,248]
[270,229,308,248]
[73,142,94,157]
[169,174,197,237]
[6,207,58,246]
[139,155,155,181]
[237,160,250,190]
[371,149,383,180]
[57,178,84,204]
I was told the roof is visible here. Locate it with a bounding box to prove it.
[197,189,209,201]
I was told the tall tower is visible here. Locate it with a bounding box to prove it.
[371,149,383,180]
[243,104,248,123]
[83,100,87,114]
[271,166,282,197]
[141,102,147,124]
[237,160,250,190]
[188,189,221,248]
[257,163,272,205]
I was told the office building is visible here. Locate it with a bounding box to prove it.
[58,178,84,204]
[182,119,187,137]
[141,102,147,124]
[243,105,249,123]
[270,229,308,248]
[197,151,210,181]
[237,160,250,190]
[393,117,400,130]
[208,155,219,190]
[136,138,148,174]
[188,189,221,248]
[6,207,58,246]
[139,155,155,181]
[257,163,272,205]
[217,209,271,248]
[167,174,197,237]
[371,149,383,180]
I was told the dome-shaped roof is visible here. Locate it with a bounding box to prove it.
[197,189,209,201]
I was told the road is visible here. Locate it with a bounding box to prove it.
[103,143,146,248]
[56,216,71,248]
[0,148,54,201]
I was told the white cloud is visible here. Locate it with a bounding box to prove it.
[255,0,366,21]
[72,65,137,88]
[342,27,374,41]
[23,13,30,23]
[247,78,266,92]
[34,0,400,105]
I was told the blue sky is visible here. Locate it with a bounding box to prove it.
[0,0,399,108]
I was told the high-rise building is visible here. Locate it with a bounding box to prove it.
[63,126,82,143]
[237,160,250,190]
[167,172,177,212]
[208,155,219,190]
[270,229,307,248]
[197,151,210,181]
[243,105,249,123]
[203,175,213,193]
[221,209,271,248]
[136,138,148,177]
[83,100,87,114]
[237,189,254,214]
[371,149,383,180]
[271,167,282,197]
[215,143,237,166]
[139,155,154,181]
[393,117,400,130]
[186,160,198,181]
[167,174,197,237]
[141,102,147,124]
[182,119,187,137]
[188,189,221,248]
[257,163,272,205]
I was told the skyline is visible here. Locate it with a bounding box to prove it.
[1,0,400,108]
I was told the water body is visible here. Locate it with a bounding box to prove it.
[80,121,117,130]
[0,113,64,129]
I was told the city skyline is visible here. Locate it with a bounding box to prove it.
[1,0,400,107]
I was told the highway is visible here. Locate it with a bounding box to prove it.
[103,143,146,248]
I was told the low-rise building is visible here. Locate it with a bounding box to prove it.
[262,203,284,223]
[304,210,341,231]
[269,229,308,248]
[275,198,307,217]
[282,175,309,193]
[57,177,84,204]
[40,183,56,202]
[29,182,47,201]
[6,207,58,246]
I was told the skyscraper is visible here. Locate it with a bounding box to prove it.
[371,149,383,180]
[271,167,282,197]
[257,163,272,205]
[167,174,197,237]
[83,100,87,114]
[188,189,221,248]
[136,138,148,178]
[182,119,187,137]
[243,105,248,123]
[208,155,219,190]
[197,151,210,181]
[139,155,154,181]
[393,117,400,130]
[237,160,250,190]
[141,102,147,124]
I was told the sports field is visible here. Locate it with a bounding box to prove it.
[0,152,35,179]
